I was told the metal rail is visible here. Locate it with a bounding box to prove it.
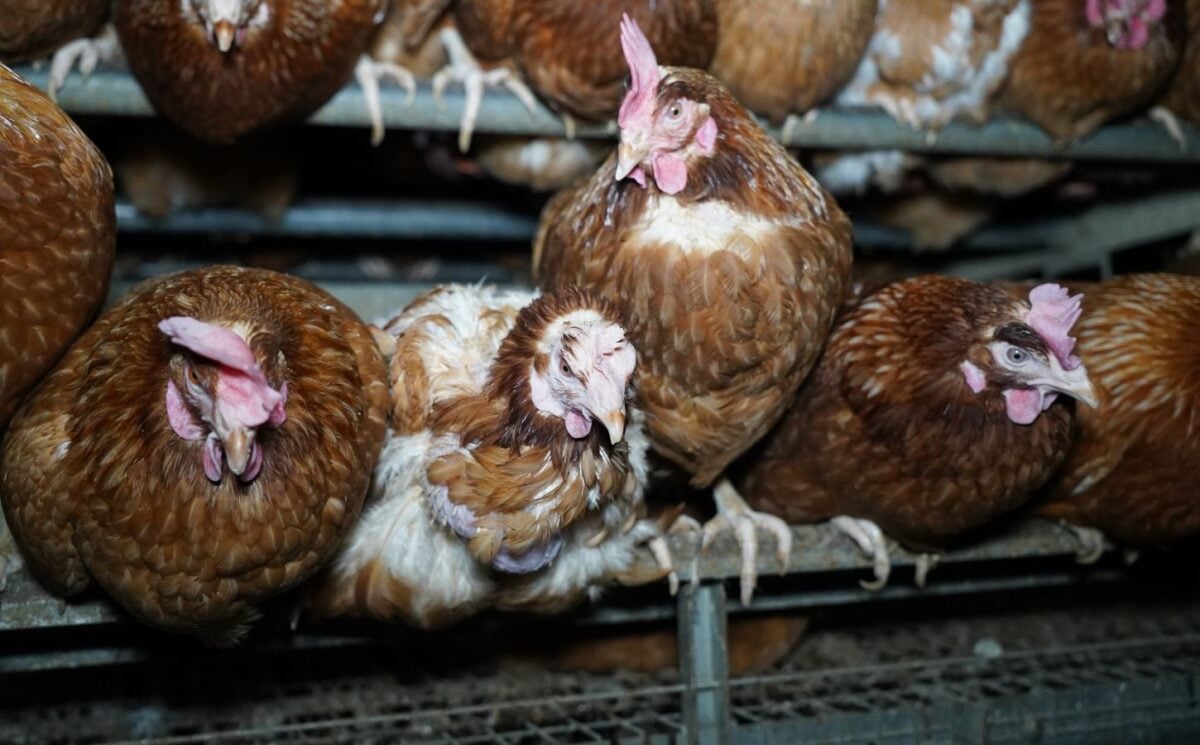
[15,67,1200,161]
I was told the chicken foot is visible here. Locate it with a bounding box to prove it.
[355,56,417,146]
[700,478,792,607]
[431,26,538,152]
[830,516,891,591]
[46,24,122,102]
[1057,521,1108,564]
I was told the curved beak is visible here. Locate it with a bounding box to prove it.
[596,409,626,445]
[1041,359,1101,409]
[221,426,255,475]
[213,20,237,53]
[615,135,650,183]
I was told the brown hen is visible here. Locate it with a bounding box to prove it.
[0,64,114,434]
[0,266,389,645]
[999,0,1185,140]
[709,0,877,124]
[402,0,716,149]
[0,0,108,62]
[535,18,853,604]
[740,276,1099,589]
[115,0,385,143]
[1037,274,1200,562]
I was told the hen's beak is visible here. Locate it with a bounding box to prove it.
[1041,359,1101,409]
[596,409,626,445]
[213,20,237,53]
[220,426,255,475]
[615,136,650,183]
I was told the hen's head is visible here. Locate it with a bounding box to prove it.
[613,14,720,195]
[497,289,636,445]
[960,284,1099,425]
[189,0,267,53]
[160,316,287,484]
[1086,0,1167,50]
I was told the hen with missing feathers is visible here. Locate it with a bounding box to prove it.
[1036,274,1200,562]
[1,266,389,645]
[836,0,1032,130]
[534,17,853,604]
[309,285,671,628]
[739,276,1099,589]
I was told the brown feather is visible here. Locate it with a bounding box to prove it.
[0,266,389,644]
[740,275,1077,551]
[1037,274,1200,547]
[115,0,384,143]
[0,65,114,434]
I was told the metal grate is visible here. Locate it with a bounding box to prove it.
[6,599,1200,744]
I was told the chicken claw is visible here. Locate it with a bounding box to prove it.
[700,478,792,606]
[47,24,122,102]
[831,516,891,591]
[355,56,417,146]
[431,26,538,152]
[647,534,678,596]
[914,553,941,588]
[1149,106,1187,151]
[1058,522,1107,564]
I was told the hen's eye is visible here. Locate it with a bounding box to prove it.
[667,104,682,119]
[1006,348,1027,365]
[561,361,572,375]
[187,366,200,385]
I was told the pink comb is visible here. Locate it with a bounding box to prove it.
[617,13,660,129]
[159,316,285,427]
[1024,285,1084,371]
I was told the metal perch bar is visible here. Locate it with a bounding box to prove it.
[15,68,1200,161]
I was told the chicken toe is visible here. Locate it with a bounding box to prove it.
[355,56,417,146]
[914,553,941,588]
[1057,522,1107,564]
[431,26,538,152]
[830,516,891,591]
[701,478,792,606]
[47,24,122,102]
[1149,107,1187,151]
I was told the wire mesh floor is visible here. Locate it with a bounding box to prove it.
[5,593,1200,744]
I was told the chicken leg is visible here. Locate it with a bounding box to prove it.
[431,26,538,152]
[355,56,417,146]
[700,478,792,607]
[47,24,122,102]
[830,516,891,591]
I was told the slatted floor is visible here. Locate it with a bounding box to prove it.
[6,595,1200,744]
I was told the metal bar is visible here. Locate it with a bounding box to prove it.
[16,68,1200,161]
[678,582,732,745]
[114,199,539,241]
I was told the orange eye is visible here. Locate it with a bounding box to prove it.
[187,367,200,385]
